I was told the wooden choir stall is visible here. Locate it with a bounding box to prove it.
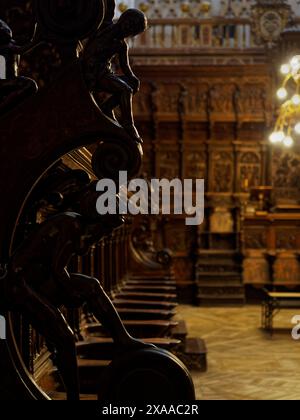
[0,0,202,401]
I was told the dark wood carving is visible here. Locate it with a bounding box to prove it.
[7,206,149,401]
[238,151,261,192]
[272,149,300,203]
[0,1,196,401]
[211,151,234,193]
[82,8,147,143]
[131,217,173,270]
[130,62,272,303]
[0,0,142,400]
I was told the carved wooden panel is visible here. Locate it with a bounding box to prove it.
[276,230,297,250]
[272,149,300,203]
[132,47,279,298]
[273,253,300,284]
[210,150,234,193]
[155,82,181,116]
[183,83,209,120]
[243,252,270,284]
[210,208,234,233]
[236,83,268,119]
[185,150,206,179]
[157,148,180,179]
[135,77,272,125]
[209,83,236,122]
[238,151,261,192]
[244,229,268,250]
[133,84,153,119]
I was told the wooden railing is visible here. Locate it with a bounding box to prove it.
[131,18,258,50]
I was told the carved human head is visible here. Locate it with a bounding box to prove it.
[117,9,148,38]
[0,20,12,45]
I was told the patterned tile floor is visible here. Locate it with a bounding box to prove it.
[179,305,300,400]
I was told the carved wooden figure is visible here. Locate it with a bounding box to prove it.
[0,1,195,401]
[0,0,142,400]
[82,8,148,143]
[5,207,149,400]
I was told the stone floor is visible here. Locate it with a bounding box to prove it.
[179,305,300,400]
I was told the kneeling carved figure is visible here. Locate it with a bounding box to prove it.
[82,7,148,143]
[1,206,148,400]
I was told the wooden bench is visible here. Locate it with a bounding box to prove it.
[85,320,179,338]
[262,291,300,335]
[115,291,178,302]
[122,285,177,293]
[116,308,176,320]
[113,298,178,310]
[76,337,181,360]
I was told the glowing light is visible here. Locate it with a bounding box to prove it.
[291,56,300,81]
[277,87,288,100]
[292,94,300,106]
[283,136,294,147]
[291,56,300,68]
[269,131,285,144]
[295,122,300,134]
[281,64,290,75]
[271,56,300,147]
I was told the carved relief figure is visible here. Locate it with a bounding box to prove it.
[239,152,261,192]
[209,84,235,114]
[134,89,150,115]
[212,152,233,193]
[178,84,188,116]
[251,1,292,46]
[156,83,181,114]
[236,84,266,115]
[186,151,206,179]
[2,209,147,400]
[0,19,38,114]
[273,151,300,201]
[260,11,282,41]
[186,83,208,117]
[82,8,148,143]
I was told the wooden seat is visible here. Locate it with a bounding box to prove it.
[84,320,179,338]
[184,337,207,372]
[129,275,174,282]
[126,280,176,287]
[115,291,177,302]
[122,285,177,293]
[113,299,178,310]
[172,319,188,341]
[76,337,181,360]
[117,308,176,320]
